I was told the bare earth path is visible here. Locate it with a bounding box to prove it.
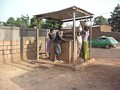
[0,47,120,90]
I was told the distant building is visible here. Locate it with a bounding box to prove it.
[92,24,120,41]
[92,24,111,32]
[92,24,112,39]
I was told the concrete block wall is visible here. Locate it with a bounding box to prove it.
[0,39,37,64]
[23,40,37,60]
[0,26,49,64]
[0,40,21,64]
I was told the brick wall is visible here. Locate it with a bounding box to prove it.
[92,25,120,41]
[0,40,21,64]
[0,26,48,64]
[0,40,37,64]
[101,32,120,41]
[92,26,101,39]
[23,40,37,60]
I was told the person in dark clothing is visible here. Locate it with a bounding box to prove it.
[54,28,68,62]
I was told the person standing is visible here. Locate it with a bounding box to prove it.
[54,28,68,62]
[76,31,82,57]
[76,24,83,57]
[47,29,54,58]
[82,26,90,61]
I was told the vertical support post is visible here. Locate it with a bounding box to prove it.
[20,25,24,60]
[89,18,92,59]
[73,11,76,65]
[36,17,41,60]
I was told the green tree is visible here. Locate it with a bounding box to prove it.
[93,16,108,25]
[14,18,21,27]
[29,16,44,28]
[29,16,36,28]
[108,4,120,32]
[30,17,61,29]
[6,17,15,26]
[43,19,61,29]
[14,14,30,27]
[40,19,45,28]
[20,14,30,27]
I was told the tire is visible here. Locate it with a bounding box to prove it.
[105,45,110,49]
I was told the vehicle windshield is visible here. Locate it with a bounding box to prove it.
[108,37,118,43]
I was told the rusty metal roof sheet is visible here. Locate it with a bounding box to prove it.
[35,6,94,21]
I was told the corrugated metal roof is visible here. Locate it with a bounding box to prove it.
[34,6,94,21]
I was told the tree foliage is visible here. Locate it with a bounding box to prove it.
[6,17,15,26]
[93,16,108,25]
[21,14,30,27]
[108,4,120,32]
[14,18,21,27]
[29,16,36,28]
[29,16,44,28]
[43,19,61,29]
[4,15,30,28]
[17,14,30,27]
[2,15,62,29]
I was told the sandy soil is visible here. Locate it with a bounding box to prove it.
[0,47,120,90]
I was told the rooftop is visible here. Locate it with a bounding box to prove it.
[34,6,94,22]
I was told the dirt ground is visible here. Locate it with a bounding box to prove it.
[0,47,120,90]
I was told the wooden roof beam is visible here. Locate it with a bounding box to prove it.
[62,15,93,22]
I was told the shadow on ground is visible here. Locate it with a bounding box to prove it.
[10,61,120,90]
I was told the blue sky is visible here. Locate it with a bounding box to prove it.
[0,0,119,22]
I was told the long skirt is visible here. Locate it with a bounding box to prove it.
[81,41,89,60]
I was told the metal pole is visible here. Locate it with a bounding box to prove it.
[89,18,92,59]
[73,11,76,65]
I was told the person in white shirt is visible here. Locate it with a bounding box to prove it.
[76,24,83,57]
[47,29,54,58]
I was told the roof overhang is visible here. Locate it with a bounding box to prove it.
[34,6,94,22]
